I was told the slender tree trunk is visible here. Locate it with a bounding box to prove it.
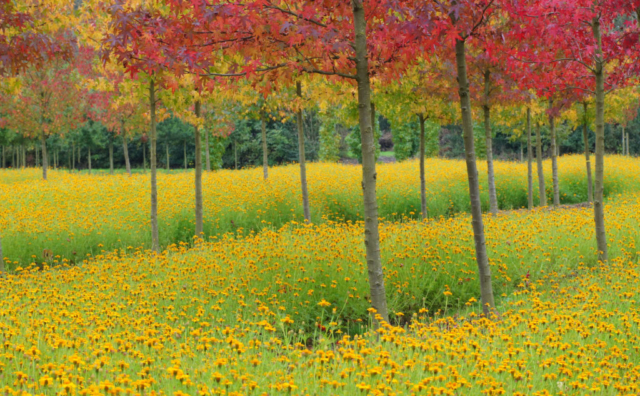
[0,234,3,274]
[205,130,211,172]
[418,114,428,219]
[184,141,187,169]
[143,142,147,172]
[122,126,131,176]
[149,79,160,253]
[194,101,203,237]
[483,72,498,214]
[549,107,559,206]
[519,143,523,163]
[455,37,495,316]
[261,115,268,180]
[109,141,114,175]
[21,144,25,168]
[72,141,75,172]
[583,102,593,203]
[536,123,546,206]
[352,0,389,325]
[166,144,170,171]
[78,146,81,170]
[627,131,630,156]
[592,20,608,263]
[88,147,92,175]
[296,82,311,223]
[622,126,625,155]
[1,145,4,168]
[54,150,58,170]
[527,108,533,210]
[234,141,238,170]
[35,144,39,167]
[11,146,15,168]
[40,134,48,180]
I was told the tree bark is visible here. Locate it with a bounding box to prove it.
[205,129,211,172]
[261,114,268,180]
[149,79,160,253]
[297,82,311,223]
[40,134,48,180]
[549,106,559,206]
[122,125,131,176]
[536,123,546,206]
[483,71,498,215]
[352,0,389,325]
[0,234,3,274]
[88,147,92,175]
[592,19,608,263]
[35,143,39,167]
[194,100,203,237]
[21,144,25,168]
[527,108,533,210]
[109,140,114,175]
[234,140,238,170]
[455,37,495,316]
[166,144,170,171]
[418,114,428,219]
[583,102,593,203]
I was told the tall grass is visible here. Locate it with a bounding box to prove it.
[1,155,639,265]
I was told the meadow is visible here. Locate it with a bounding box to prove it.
[1,185,640,394]
[2,154,640,266]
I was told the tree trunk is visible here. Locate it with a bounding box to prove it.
[583,102,593,203]
[297,82,311,223]
[483,72,498,215]
[261,115,268,180]
[627,131,630,156]
[40,134,48,180]
[0,234,3,274]
[122,126,131,176]
[149,79,160,253]
[35,143,39,167]
[592,19,608,263]
[1,145,4,168]
[72,141,75,172]
[519,143,523,163]
[78,146,81,169]
[622,126,625,155]
[527,108,533,210]
[418,114,428,219]
[234,141,238,170]
[143,142,147,172]
[166,144,170,171]
[352,0,389,325]
[455,37,495,316]
[54,150,58,170]
[549,107,559,206]
[205,129,211,172]
[21,144,25,168]
[88,147,92,175]
[536,123,546,206]
[11,146,15,168]
[184,141,187,169]
[194,101,203,237]
[109,141,114,175]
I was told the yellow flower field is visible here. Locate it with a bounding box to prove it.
[1,155,640,266]
[1,188,640,395]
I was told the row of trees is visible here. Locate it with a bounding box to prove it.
[2,0,640,325]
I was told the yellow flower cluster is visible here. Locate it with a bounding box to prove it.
[1,185,640,394]
[1,155,640,266]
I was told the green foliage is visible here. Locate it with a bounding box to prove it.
[473,122,487,160]
[394,118,440,162]
[346,116,381,164]
[318,118,341,162]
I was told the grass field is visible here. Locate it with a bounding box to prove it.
[1,190,639,394]
[2,155,640,266]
